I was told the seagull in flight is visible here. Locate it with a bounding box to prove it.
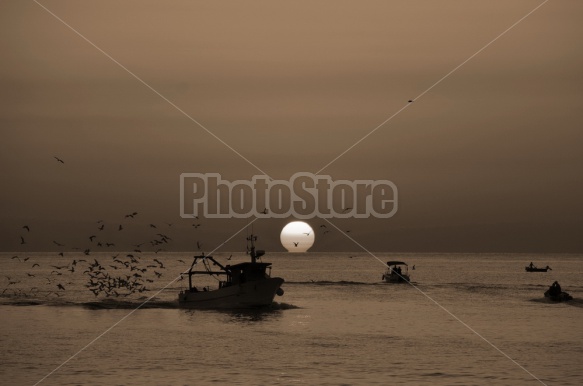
[22,225,30,232]
[54,156,64,164]
[293,242,299,247]
[20,236,26,244]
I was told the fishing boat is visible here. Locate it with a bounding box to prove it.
[178,235,284,309]
[382,261,410,283]
[525,264,551,272]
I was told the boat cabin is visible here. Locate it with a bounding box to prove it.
[227,262,273,285]
[386,261,408,275]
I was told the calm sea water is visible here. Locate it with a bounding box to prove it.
[1,252,582,385]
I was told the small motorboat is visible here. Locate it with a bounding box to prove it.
[525,264,551,272]
[544,281,572,301]
[178,234,284,309]
[382,261,410,283]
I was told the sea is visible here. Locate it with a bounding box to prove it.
[1,251,581,386]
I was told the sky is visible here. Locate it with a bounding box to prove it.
[1,0,582,253]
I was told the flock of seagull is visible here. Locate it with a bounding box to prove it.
[4,206,207,300]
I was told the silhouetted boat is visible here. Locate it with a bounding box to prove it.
[382,261,410,283]
[525,265,551,272]
[178,235,284,309]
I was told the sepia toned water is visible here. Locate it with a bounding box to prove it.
[1,252,582,385]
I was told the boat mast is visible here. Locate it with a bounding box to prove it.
[247,234,258,263]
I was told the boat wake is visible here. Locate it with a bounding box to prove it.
[529,297,583,307]
[270,301,300,310]
[0,295,178,309]
[0,294,299,310]
[287,280,374,286]
[80,299,178,310]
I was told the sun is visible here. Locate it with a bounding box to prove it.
[280,221,315,252]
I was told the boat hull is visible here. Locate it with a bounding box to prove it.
[382,273,410,283]
[544,290,573,302]
[525,267,548,272]
[178,277,284,309]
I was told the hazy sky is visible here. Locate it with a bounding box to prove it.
[1,0,582,252]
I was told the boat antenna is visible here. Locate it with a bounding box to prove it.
[246,232,258,263]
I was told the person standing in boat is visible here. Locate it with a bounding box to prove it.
[529,262,535,269]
